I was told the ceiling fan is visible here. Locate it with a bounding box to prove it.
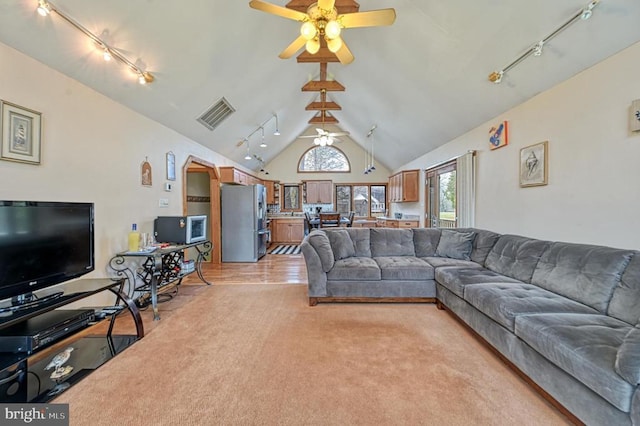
[248,0,396,64]
[299,128,349,146]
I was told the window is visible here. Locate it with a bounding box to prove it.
[298,146,350,172]
[335,184,387,218]
[426,162,456,228]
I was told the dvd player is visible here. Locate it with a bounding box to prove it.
[0,309,95,354]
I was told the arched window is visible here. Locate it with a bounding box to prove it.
[298,145,350,172]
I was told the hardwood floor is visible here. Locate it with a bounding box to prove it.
[184,252,307,285]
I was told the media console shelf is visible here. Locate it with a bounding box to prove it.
[0,278,143,403]
[109,241,213,320]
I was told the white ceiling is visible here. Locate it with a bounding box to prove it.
[0,1,639,172]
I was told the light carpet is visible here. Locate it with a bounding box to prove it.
[56,284,569,425]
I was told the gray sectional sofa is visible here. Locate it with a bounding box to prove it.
[300,227,640,425]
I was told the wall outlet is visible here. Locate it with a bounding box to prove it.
[159,198,169,207]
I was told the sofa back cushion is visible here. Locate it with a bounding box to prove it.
[457,228,501,265]
[485,235,551,283]
[608,252,640,324]
[413,228,441,257]
[306,230,334,272]
[531,242,634,313]
[325,229,356,260]
[370,228,415,257]
[343,228,372,257]
[435,229,476,260]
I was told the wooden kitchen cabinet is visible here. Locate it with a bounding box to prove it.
[304,180,333,204]
[388,170,419,202]
[219,166,263,186]
[264,180,280,205]
[271,218,304,244]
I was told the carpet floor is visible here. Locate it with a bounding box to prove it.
[56,284,569,425]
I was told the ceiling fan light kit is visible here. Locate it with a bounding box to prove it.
[488,0,599,84]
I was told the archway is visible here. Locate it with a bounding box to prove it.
[182,156,221,264]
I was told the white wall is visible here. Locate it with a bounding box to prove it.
[0,42,240,286]
[398,41,640,250]
[265,130,391,184]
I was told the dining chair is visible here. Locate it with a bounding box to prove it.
[345,211,355,227]
[319,213,341,228]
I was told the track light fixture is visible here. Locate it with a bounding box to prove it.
[238,113,281,160]
[273,114,280,136]
[489,0,599,84]
[35,0,154,85]
[260,127,267,148]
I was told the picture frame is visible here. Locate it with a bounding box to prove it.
[489,120,509,150]
[631,99,640,132]
[141,159,152,186]
[519,141,548,187]
[0,100,42,165]
[166,151,176,181]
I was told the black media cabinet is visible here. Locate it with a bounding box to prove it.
[0,278,143,403]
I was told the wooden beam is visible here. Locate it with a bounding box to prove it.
[306,101,342,111]
[309,112,339,124]
[297,46,340,63]
[286,0,360,14]
[302,80,345,92]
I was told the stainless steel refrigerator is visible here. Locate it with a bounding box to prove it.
[221,184,268,262]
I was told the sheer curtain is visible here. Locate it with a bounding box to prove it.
[456,151,476,227]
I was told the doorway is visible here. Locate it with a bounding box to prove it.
[182,156,221,263]
[425,161,457,229]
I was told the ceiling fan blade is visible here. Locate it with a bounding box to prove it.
[334,41,354,65]
[279,35,307,59]
[317,0,335,11]
[339,9,396,28]
[328,132,349,137]
[249,0,308,22]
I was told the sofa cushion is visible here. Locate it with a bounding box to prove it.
[531,242,634,313]
[457,228,501,265]
[327,257,381,281]
[325,229,356,260]
[306,231,334,272]
[341,228,372,258]
[465,283,598,332]
[413,228,441,258]
[422,257,481,269]
[370,228,415,257]
[485,235,551,283]
[616,326,640,386]
[608,252,640,324]
[435,267,522,298]
[514,313,634,412]
[435,229,475,260]
[374,257,434,281]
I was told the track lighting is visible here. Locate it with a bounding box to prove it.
[260,127,267,148]
[489,0,599,84]
[273,114,280,136]
[35,0,154,85]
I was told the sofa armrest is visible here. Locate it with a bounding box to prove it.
[616,326,640,385]
[300,240,328,298]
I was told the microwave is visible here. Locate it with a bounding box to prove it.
[154,215,207,244]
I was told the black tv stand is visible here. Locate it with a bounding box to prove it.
[2,291,64,314]
[0,278,143,403]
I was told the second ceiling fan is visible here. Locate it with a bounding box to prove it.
[249,0,396,64]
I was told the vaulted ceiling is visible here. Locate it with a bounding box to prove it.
[0,1,639,172]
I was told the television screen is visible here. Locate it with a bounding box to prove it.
[0,201,95,302]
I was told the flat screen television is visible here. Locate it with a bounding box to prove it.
[0,201,95,304]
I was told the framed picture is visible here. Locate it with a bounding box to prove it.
[166,151,176,181]
[141,159,152,186]
[489,120,508,150]
[631,99,640,132]
[0,100,42,165]
[520,141,548,187]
